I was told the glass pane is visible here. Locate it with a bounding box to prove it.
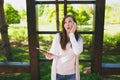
[38,34,55,51]
[36,4,57,31]
[103,0,120,63]
[81,34,93,58]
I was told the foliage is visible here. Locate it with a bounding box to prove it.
[4,2,120,25]
[81,73,102,80]
[37,4,90,25]
[103,33,120,51]
[38,4,46,16]
[66,5,90,25]
[8,26,28,41]
[115,34,120,48]
[11,48,29,62]
[37,5,56,24]
[4,4,21,24]
[75,6,90,25]
[0,74,30,80]
[40,61,51,80]
[102,55,120,63]
[19,9,26,20]
[67,5,78,16]
[105,4,120,24]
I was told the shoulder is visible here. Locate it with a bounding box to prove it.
[53,32,60,41]
[78,35,83,41]
[55,32,60,36]
[55,32,60,38]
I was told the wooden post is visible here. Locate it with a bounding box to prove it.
[64,0,67,16]
[92,0,105,74]
[0,0,13,61]
[56,0,60,31]
[26,0,40,80]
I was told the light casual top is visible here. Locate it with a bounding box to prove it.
[47,32,83,80]
[56,41,76,75]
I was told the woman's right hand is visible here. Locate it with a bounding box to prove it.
[42,50,53,58]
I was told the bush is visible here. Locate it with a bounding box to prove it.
[8,26,28,42]
[103,33,120,51]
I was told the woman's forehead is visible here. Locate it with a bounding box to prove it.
[65,17,73,21]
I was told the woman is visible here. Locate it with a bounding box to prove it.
[41,15,83,80]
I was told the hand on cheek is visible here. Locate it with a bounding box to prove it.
[70,23,77,33]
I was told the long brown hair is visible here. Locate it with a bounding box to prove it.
[60,15,79,50]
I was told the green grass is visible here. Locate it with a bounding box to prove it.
[0,74,30,80]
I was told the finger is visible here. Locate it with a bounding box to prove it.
[46,53,53,58]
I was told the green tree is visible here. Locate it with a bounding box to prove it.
[38,4,90,25]
[38,4,46,16]
[20,9,26,20]
[4,4,21,24]
[76,6,90,25]
[38,5,52,24]
[67,5,78,16]
[63,5,90,25]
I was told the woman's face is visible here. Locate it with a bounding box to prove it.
[64,17,74,33]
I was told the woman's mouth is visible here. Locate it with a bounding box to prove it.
[67,28,70,30]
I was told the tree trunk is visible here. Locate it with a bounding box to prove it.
[0,0,13,61]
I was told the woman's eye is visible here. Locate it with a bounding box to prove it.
[65,22,67,25]
[69,21,72,23]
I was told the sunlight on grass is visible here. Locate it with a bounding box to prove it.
[38,24,57,31]
[104,24,120,35]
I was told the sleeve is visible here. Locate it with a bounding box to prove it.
[69,33,83,55]
[45,33,60,59]
[50,33,60,54]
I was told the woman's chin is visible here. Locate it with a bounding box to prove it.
[66,29,71,33]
